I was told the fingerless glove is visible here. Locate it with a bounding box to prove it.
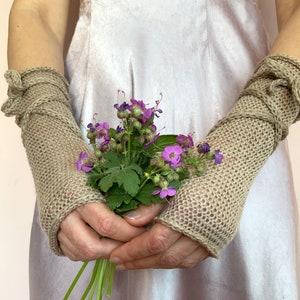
[1,67,104,255]
[157,55,300,257]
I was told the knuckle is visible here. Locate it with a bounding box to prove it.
[80,243,99,260]
[161,253,182,267]
[180,259,197,269]
[96,215,116,237]
[148,231,169,254]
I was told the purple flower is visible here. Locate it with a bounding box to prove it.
[145,133,160,149]
[129,99,155,123]
[176,134,194,151]
[152,186,177,199]
[114,101,129,111]
[76,152,93,172]
[162,145,183,168]
[116,125,124,133]
[96,122,109,138]
[87,123,96,133]
[198,142,211,154]
[142,108,154,123]
[213,150,223,164]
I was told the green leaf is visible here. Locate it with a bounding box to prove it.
[87,172,104,189]
[105,185,133,212]
[169,180,181,190]
[128,163,143,177]
[115,200,139,215]
[102,151,124,168]
[116,169,140,197]
[98,175,115,192]
[135,182,164,206]
[146,134,178,153]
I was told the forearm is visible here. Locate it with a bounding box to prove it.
[271,1,300,58]
[8,0,70,73]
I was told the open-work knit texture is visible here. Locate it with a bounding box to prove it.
[1,67,104,255]
[157,55,300,257]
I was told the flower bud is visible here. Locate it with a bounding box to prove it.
[94,148,102,158]
[132,105,142,117]
[138,136,145,144]
[152,174,161,184]
[116,143,123,152]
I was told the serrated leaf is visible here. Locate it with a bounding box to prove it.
[105,185,133,212]
[128,163,143,177]
[116,169,140,197]
[115,200,139,215]
[98,174,115,192]
[102,151,124,168]
[135,182,163,206]
[86,172,104,189]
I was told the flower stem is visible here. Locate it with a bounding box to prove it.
[95,259,105,300]
[80,260,100,300]
[106,262,116,297]
[63,261,89,300]
[88,260,104,300]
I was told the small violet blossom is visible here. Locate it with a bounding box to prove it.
[152,186,177,199]
[145,133,160,149]
[76,152,93,172]
[198,142,211,154]
[96,122,109,138]
[130,99,155,123]
[114,101,130,111]
[87,123,96,133]
[213,150,224,164]
[162,145,183,168]
[176,134,194,151]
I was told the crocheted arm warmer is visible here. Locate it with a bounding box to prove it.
[1,67,104,255]
[157,55,300,257]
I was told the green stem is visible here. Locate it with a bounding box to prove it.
[101,259,111,293]
[63,261,89,300]
[106,263,116,297]
[80,260,100,300]
[125,129,132,166]
[88,260,104,300]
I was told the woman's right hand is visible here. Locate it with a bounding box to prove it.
[58,202,143,261]
[58,202,164,261]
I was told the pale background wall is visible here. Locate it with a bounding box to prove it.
[0,1,299,299]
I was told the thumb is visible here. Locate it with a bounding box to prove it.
[123,203,166,227]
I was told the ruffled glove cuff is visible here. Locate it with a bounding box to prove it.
[1,67,104,255]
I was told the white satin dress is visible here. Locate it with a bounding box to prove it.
[29,0,299,299]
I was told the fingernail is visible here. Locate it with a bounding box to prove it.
[110,257,121,264]
[115,264,126,271]
[123,209,141,220]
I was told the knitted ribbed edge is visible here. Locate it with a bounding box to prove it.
[2,67,104,255]
[156,55,300,257]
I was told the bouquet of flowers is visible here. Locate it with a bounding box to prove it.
[64,97,223,299]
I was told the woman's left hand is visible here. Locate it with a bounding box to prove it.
[110,222,209,270]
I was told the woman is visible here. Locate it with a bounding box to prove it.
[3,0,300,299]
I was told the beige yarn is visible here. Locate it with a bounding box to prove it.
[157,55,300,257]
[1,67,104,255]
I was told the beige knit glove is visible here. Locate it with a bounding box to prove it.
[1,67,104,255]
[157,55,300,257]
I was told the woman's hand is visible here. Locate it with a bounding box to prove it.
[58,202,144,261]
[58,202,165,261]
[110,222,209,270]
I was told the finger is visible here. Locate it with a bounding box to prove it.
[123,203,166,226]
[113,235,204,270]
[76,202,145,241]
[110,223,181,263]
[179,246,209,269]
[59,209,122,261]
